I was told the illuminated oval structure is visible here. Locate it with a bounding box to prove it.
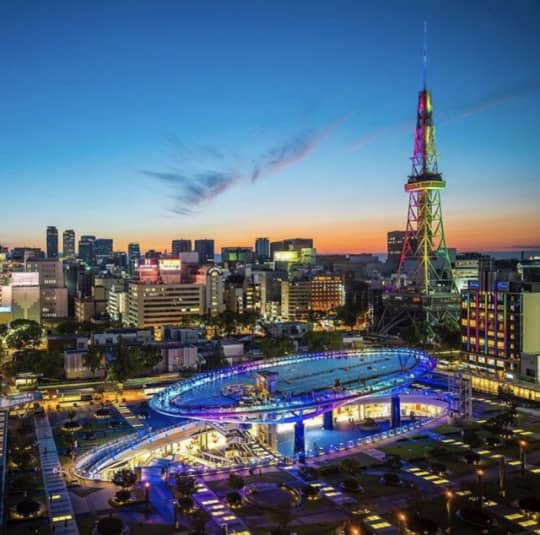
[150,348,436,424]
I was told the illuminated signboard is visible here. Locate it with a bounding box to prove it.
[159,259,181,270]
[274,251,298,262]
[11,272,39,286]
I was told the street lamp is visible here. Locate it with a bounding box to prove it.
[144,481,150,512]
[445,490,454,534]
[476,469,484,509]
[519,440,527,476]
[398,512,407,534]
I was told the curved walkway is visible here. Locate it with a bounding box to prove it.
[34,414,79,534]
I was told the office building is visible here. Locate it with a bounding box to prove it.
[11,272,41,323]
[78,235,96,266]
[172,239,192,256]
[63,229,76,258]
[311,274,345,313]
[281,280,311,321]
[159,258,182,284]
[127,282,205,332]
[461,280,540,375]
[222,247,253,266]
[128,243,141,275]
[387,231,406,264]
[46,226,59,259]
[136,258,160,284]
[24,259,68,320]
[194,239,214,264]
[95,238,113,257]
[255,238,270,262]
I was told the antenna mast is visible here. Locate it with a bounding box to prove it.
[423,21,428,89]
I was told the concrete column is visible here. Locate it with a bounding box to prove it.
[323,410,334,430]
[391,394,401,428]
[294,420,305,462]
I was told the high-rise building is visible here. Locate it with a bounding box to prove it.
[128,243,141,275]
[11,272,41,323]
[221,247,253,266]
[311,274,345,313]
[46,226,59,259]
[194,239,214,264]
[78,235,96,266]
[281,280,311,321]
[172,239,192,256]
[127,282,205,331]
[195,266,225,316]
[255,238,270,262]
[25,258,68,320]
[94,238,113,257]
[461,280,540,375]
[387,231,406,264]
[63,229,76,258]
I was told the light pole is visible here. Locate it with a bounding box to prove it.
[498,456,506,497]
[398,512,407,535]
[144,481,150,512]
[519,440,527,476]
[445,490,454,534]
[476,469,484,510]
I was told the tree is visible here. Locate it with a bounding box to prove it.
[205,341,227,370]
[137,345,162,370]
[55,320,80,335]
[433,319,461,349]
[400,321,429,346]
[260,336,295,359]
[174,474,196,498]
[6,322,43,350]
[228,473,244,490]
[112,468,137,501]
[220,310,238,337]
[305,331,343,352]
[6,349,64,378]
[336,299,368,331]
[83,345,105,376]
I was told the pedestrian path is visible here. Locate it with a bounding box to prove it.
[115,403,144,430]
[456,489,540,533]
[34,415,79,535]
[192,479,250,534]
[309,481,399,534]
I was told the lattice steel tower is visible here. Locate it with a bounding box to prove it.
[397,28,455,297]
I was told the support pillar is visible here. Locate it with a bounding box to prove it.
[294,420,305,463]
[391,394,401,429]
[323,410,334,430]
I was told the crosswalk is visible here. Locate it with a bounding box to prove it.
[34,415,79,535]
[192,480,249,534]
[115,403,144,429]
[309,481,399,533]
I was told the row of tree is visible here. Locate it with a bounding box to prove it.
[83,337,162,383]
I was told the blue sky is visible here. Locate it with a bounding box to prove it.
[1,0,539,252]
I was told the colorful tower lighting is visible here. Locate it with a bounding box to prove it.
[397,30,455,296]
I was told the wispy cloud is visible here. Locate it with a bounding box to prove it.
[251,115,349,182]
[145,117,347,215]
[142,169,240,215]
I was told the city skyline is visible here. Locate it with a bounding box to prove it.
[2,1,539,253]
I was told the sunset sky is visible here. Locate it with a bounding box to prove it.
[1,0,539,254]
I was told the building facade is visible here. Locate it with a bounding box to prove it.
[63,229,76,258]
[127,282,206,332]
[46,226,59,259]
